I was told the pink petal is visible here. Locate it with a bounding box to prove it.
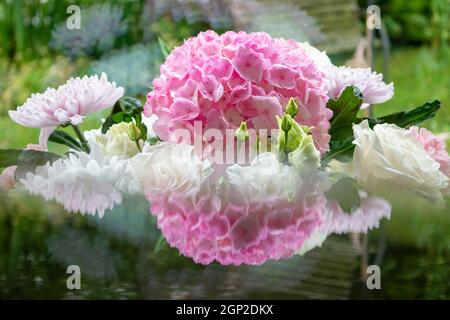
[207,56,233,79]
[229,82,252,104]
[250,95,282,114]
[230,214,260,250]
[169,98,199,120]
[269,64,298,89]
[200,75,224,102]
[233,46,264,82]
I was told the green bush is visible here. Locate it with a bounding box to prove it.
[376,0,449,48]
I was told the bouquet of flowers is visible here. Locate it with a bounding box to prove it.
[1,31,449,266]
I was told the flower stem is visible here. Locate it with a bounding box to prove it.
[135,139,143,153]
[71,125,91,154]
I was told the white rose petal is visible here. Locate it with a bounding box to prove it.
[352,120,449,201]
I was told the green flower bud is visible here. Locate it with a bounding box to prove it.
[286,98,299,118]
[281,114,292,132]
[235,121,249,142]
[128,123,141,141]
[275,113,320,170]
[277,114,307,153]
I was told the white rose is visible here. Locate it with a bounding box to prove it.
[125,142,213,198]
[351,120,449,201]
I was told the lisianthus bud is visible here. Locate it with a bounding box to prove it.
[281,114,292,132]
[286,98,299,118]
[276,114,320,170]
[277,115,306,153]
[128,123,141,141]
[235,121,249,142]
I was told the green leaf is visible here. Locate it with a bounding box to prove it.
[101,115,114,134]
[139,123,148,140]
[101,97,145,134]
[148,136,161,145]
[328,86,363,141]
[322,136,355,164]
[0,149,61,178]
[325,176,361,213]
[153,234,167,253]
[0,149,22,168]
[323,100,441,165]
[111,111,124,123]
[48,130,83,151]
[158,37,170,58]
[134,112,142,127]
[365,100,441,128]
[123,114,133,123]
[119,96,143,114]
[111,100,122,115]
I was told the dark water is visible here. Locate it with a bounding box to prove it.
[0,191,446,299]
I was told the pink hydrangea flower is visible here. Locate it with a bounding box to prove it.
[151,195,324,265]
[132,149,324,265]
[145,31,331,154]
[410,126,450,194]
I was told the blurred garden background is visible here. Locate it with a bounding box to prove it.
[0,0,449,299]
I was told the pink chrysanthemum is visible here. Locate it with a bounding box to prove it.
[410,126,450,193]
[9,73,124,147]
[145,31,332,154]
[327,66,394,109]
[323,192,391,234]
[10,73,124,128]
